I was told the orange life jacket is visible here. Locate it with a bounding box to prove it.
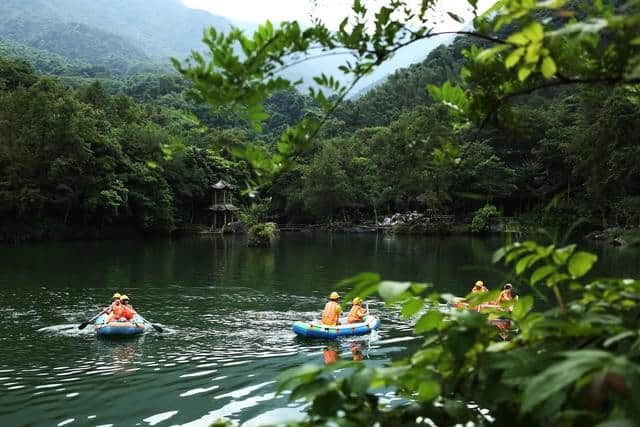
[346,305,365,324]
[110,301,124,317]
[121,304,135,320]
[472,286,488,293]
[322,301,341,326]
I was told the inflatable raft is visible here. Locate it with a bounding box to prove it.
[292,315,380,339]
[95,314,145,337]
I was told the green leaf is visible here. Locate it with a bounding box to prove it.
[349,367,374,395]
[477,45,509,62]
[525,43,541,63]
[516,253,538,274]
[290,377,331,401]
[522,22,544,42]
[418,380,441,402]
[447,12,464,23]
[518,65,533,81]
[541,56,557,78]
[530,265,556,285]
[379,281,411,301]
[505,47,525,68]
[522,350,613,413]
[512,295,534,321]
[568,252,598,278]
[492,245,511,263]
[552,245,576,265]
[402,297,424,319]
[594,419,636,427]
[507,32,528,46]
[603,331,635,348]
[414,310,443,334]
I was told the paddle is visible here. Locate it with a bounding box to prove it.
[137,315,163,333]
[78,308,109,330]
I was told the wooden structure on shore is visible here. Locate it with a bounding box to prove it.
[209,180,239,230]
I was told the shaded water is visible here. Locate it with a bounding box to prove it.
[0,233,639,426]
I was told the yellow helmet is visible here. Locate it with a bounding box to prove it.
[475,280,484,287]
[353,297,362,305]
[119,294,129,301]
[112,293,121,299]
[329,291,340,300]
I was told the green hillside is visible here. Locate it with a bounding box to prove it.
[0,0,231,61]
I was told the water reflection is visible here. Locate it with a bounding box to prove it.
[350,341,364,361]
[95,337,143,373]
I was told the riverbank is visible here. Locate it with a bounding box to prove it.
[4,217,639,248]
[586,227,640,247]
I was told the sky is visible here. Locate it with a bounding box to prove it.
[181,0,493,30]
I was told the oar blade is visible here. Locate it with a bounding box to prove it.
[151,324,163,333]
[78,322,89,330]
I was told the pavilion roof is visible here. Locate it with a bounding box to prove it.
[211,180,234,190]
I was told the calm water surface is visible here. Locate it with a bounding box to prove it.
[1,233,639,426]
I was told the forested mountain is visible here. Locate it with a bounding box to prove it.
[0,0,445,91]
[0,0,231,63]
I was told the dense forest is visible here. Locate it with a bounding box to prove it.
[2,36,640,241]
[269,38,640,231]
[0,58,253,241]
[1,0,640,242]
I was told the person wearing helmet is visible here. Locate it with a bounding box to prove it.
[105,292,124,322]
[471,280,488,293]
[321,292,343,326]
[346,297,367,324]
[119,295,136,320]
[498,284,513,302]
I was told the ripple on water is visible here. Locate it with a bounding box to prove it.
[143,410,179,426]
[0,280,419,427]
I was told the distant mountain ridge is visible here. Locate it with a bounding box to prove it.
[0,0,445,96]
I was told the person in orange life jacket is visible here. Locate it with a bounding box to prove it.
[498,284,513,302]
[119,295,135,320]
[346,297,367,324]
[471,280,488,293]
[322,292,343,326]
[105,292,124,322]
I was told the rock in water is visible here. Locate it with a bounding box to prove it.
[611,237,627,246]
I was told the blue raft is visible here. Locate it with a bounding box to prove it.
[292,316,380,339]
[95,314,145,337]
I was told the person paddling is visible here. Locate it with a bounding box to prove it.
[106,293,125,322]
[346,297,367,324]
[322,292,343,326]
[471,280,488,293]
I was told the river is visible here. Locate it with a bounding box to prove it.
[1,233,639,426]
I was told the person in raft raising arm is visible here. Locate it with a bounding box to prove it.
[322,292,343,326]
[105,293,125,322]
[471,280,488,293]
[346,297,368,324]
